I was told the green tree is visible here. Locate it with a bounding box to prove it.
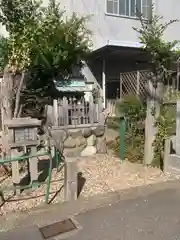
[0,0,91,118]
[133,9,180,166]
[0,36,8,72]
[134,13,179,79]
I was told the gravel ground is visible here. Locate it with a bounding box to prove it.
[0,152,178,216]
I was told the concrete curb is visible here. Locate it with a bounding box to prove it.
[1,179,180,232]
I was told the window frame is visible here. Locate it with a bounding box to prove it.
[106,0,119,15]
[105,0,150,20]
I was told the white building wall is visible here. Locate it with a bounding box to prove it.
[55,0,180,50]
[155,0,180,43]
[57,0,141,50]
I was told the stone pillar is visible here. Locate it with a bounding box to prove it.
[93,126,107,154]
[11,148,20,194]
[53,99,58,126]
[144,80,156,165]
[29,146,38,183]
[81,135,96,156]
[96,136,107,154]
[163,137,171,173]
[64,157,78,202]
[176,100,180,154]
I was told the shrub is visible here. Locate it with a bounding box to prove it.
[152,102,176,167]
[108,94,146,164]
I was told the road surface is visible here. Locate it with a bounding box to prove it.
[1,182,180,239]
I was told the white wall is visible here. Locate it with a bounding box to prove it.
[55,0,180,50]
[155,0,180,43]
[58,0,141,50]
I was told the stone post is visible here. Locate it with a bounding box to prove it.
[11,149,20,194]
[64,157,78,201]
[176,100,180,154]
[163,137,171,173]
[144,79,156,165]
[53,99,58,126]
[29,146,38,183]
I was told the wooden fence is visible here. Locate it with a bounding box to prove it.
[120,70,150,99]
[52,96,103,126]
[107,99,116,116]
[120,69,179,101]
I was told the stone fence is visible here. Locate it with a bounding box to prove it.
[47,95,108,158]
[50,124,107,158]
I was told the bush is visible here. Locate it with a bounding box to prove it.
[108,94,146,164]
[152,102,176,167]
[106,117,119,129]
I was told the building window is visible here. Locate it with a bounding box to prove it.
[106,0,119,14]
[106,0,151,19]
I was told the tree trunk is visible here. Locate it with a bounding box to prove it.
[13,71,26,118]
[1,66,14,157]
[144,78,164,165]
[1,66,14,128]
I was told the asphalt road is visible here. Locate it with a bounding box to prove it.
[66,188,180,240]
[1,186,180,239]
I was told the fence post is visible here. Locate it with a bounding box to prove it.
[176,100,180,154]
[53,99,58,126]
[63,97,69,125]
[11,149,20,194]
[89,93,94,123]
[97,97,102,122]
[64,157,78,201]
[144,80,156,165]
[119,117,125,162]
[177,63,180,91]
[163,137,171,173]
[136,70,140,97]
[29,146,38,183]
[120,73,123,100]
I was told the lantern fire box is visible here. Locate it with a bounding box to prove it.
[5,118,41,148]
[3,118,42,188]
